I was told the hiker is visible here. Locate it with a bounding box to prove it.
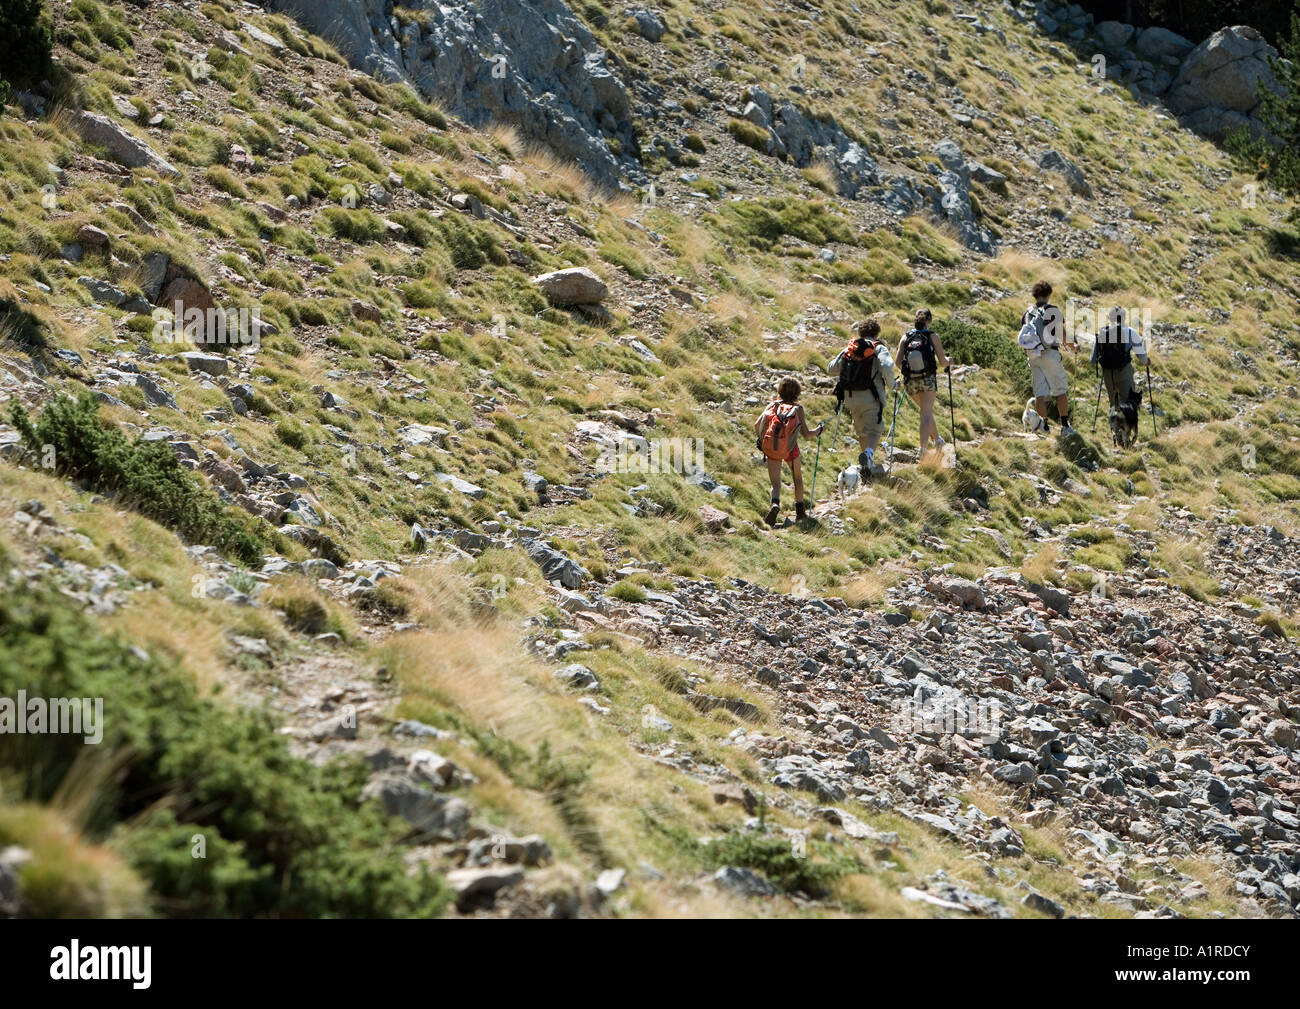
[755,377,824,526]
[1092,306,1148,445]
[893,308,950,457]
[1017,280,1077,436]
[828,318,894,481]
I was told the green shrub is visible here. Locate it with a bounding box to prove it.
[607,579,647,603]
[703,832,849,896]
[722,198,856,249]
[320,207,388,244]
[0,297,49,352]
[0,588,448,917]
[10,393,263,564]
[932,317,1031,398]
[433,212,502,269]
[276,594,329,633]
[275,417,308,449]
[1,0,54,89]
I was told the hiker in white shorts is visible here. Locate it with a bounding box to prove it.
[1017,280,1078,436]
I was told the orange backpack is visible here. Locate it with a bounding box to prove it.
[759,401,800,461]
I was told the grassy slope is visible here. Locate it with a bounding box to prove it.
[0,0,1295,916]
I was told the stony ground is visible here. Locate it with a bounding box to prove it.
[2,0,1299,918]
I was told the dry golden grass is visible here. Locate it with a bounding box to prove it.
[840,566,899,607]
[800,159,838,195]
[0,802,150,917]
[980,249,1069,294]
[485,121,523,159]
[1020,543,1064,585]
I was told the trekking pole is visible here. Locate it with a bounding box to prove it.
[809,425,825,508]
[887,389,902,477]
[1145,361,1157,436]
[946,366,958,464]
[1092,370,1104,434]
[830,402,843,455]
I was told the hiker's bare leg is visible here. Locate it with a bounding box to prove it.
[790,457,804,502]
[1056,394,1070,423]
[1035,395,1049,420]
[919,391,937,450]
[766,458,783,501]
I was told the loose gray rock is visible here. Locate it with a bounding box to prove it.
[66,110,180,177]
[533,267,608,306]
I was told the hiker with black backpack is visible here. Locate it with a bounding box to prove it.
[1091,305,1148,447]
[828,318,895,482]
[755,377,824,526]
[1017,280,1078,436]
[893,308,950,459]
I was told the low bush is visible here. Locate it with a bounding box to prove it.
[10,393,263,564]
[932,317,1031,398]
[0,587,448,917]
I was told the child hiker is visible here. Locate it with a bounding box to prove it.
[755,377,824,526]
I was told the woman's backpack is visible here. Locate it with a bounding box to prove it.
[758,401,800,461]
[901,329,937,378]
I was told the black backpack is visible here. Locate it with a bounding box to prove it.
[900,328,937,378]
[1096,324,1131,371]
[835,339,884,419]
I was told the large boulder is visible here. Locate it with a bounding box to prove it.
[1096,21,1135,49]
[1134,26,1195,62]
[265,0,640,187]
[524,538,587,589]
[1038,148,1093,198]
[1167,26,1283,138]
[533,267,607,306]
[66,111,180,177]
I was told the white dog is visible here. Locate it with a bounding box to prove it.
[1022,398,1046,433]
[837,464,861,497]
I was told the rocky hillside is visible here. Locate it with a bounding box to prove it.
[0,0,1298,919]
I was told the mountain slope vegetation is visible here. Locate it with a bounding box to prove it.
[0,0,1297,919]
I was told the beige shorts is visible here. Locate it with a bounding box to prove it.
[842,388,886,447]
[1030,348,1069,398]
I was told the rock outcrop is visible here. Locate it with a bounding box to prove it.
[1026,3,1285,142]
[263,0,641,187]
[1167,27,1286,140]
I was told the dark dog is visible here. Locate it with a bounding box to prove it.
[1110,390,1141,448]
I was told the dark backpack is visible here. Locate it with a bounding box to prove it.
[835,338,885,414]
[900,328,937,378]
[1096,324,1131,371]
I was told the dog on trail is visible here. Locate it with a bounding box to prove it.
[1110,390,1141,448]
[1022,398,1046,433]
[837,464,861,497]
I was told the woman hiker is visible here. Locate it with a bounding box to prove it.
[894,308,951,458]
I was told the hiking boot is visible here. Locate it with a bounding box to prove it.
[1060,419,1076,437]
[795,500,808,522]
[764,502,780,527]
